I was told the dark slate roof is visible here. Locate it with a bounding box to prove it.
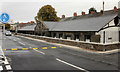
[44,22,58,30]
[19,24,36,31]
[18,22,57,31]
[51,13,117,31]
[18,10,117,32]
[61,10,117,22]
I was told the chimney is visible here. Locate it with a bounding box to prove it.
[81,12,85,15]
[90,11,95,14]
[62,15,65,18]
[100,10,104,15]
[73,12,77,16]
[114,6,117,12]
[102,1,105,14]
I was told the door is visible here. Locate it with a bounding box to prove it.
[119,31,120,42]
[103,31,105,43]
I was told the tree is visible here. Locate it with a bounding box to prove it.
[89,7,97,14]
[37,5,60,21]
[5,24,10,30]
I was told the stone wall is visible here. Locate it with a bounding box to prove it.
[18,33,120,51]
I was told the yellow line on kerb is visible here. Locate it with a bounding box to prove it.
[51,47,57,48]
[11,48,18,50]
[42,47,48,49]
[22,48,28,50]
[3,49,6,51]
[32,48,38,50]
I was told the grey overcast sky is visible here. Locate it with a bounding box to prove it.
[0,0,119,22]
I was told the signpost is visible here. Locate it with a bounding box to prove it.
[0,13,10,34]
[0,13,10,63]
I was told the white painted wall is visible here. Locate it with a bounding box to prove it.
[98,19,120,44]
[99,27,119,44]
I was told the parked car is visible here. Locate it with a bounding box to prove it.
[5,31,12,36]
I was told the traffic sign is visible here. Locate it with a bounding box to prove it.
[0,13,10,23]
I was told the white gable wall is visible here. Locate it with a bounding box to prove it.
[99,27,119,44]
[98,19,120,44]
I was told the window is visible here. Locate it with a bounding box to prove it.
[114,16,119,26]
[85,35,91,42]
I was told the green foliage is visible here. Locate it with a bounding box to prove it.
[118,8,120,13]
[5,24,10,30]
[89,7,97,14]
[37,5,60,22]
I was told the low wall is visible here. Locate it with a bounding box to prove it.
[18,34,120,51]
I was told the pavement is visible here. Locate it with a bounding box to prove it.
[0,30,3,55]
[0,30,12,71]
[0,33,118,71]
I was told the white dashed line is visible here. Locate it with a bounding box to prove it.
[0,66,3,70]
[4,61,9,64]
[16,38,20,40]
[56,58,89,72]
[6,65,12,70]
[18,42,25,45]
[34,49,45,55]
[13,39,16,41]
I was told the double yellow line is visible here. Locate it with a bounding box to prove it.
[3,46,57,51]
[11,48,18,50]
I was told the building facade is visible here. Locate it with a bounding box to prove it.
[18,8,120,44]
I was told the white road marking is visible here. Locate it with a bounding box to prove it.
[56,58,89,72]
[18,42,25,45]
[34,49,45,55]
[6,65,12,70]
[29,47,32,48]
[16,38,20,40]
[4,61,9,64]
[0,46,12,70]
[0,66,3,70]
[13,39,16,41]
[4,56,12,70]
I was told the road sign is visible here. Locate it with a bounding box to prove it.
[0,13,10,23]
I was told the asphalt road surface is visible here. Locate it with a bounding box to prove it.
[1,34,119,71]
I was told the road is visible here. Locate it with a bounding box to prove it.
[1,34,119,71]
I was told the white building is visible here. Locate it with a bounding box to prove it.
[18,7,120,44]
[99,17,120,44]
